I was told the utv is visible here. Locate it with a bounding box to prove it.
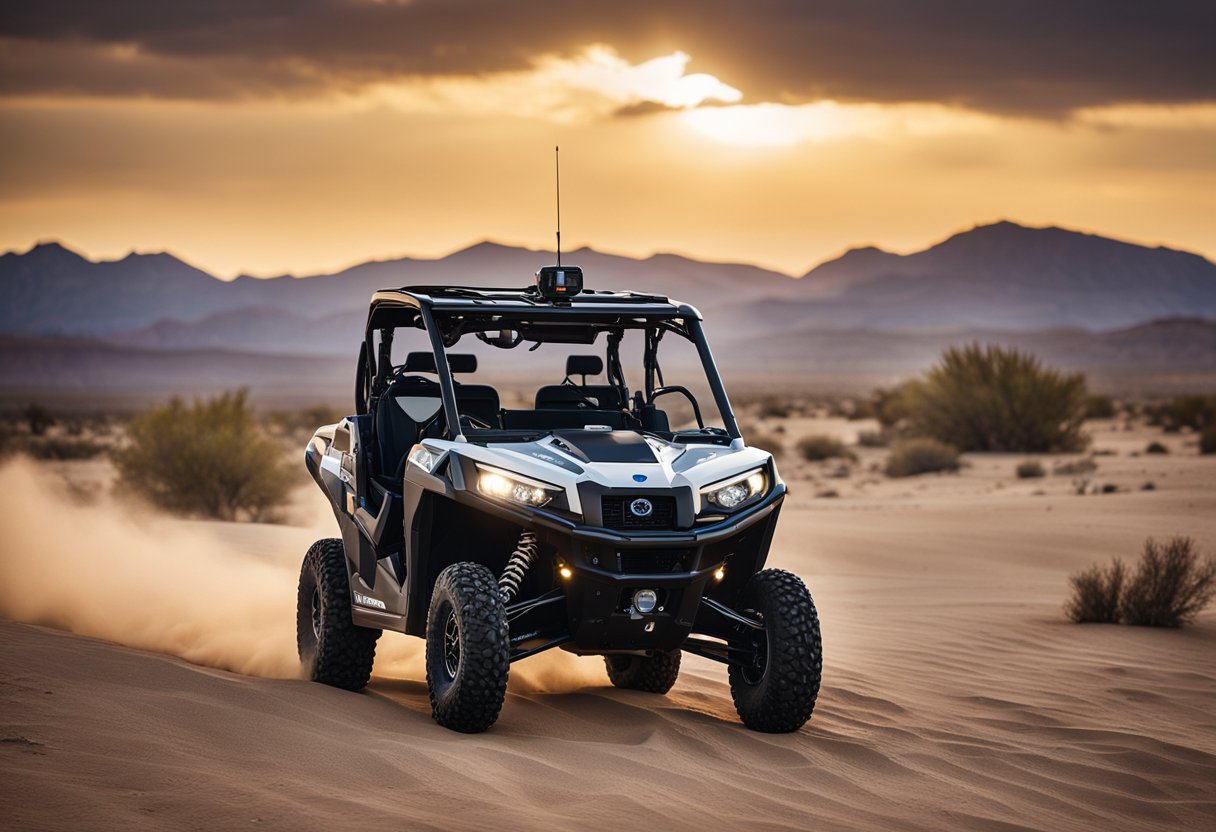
[299,265,822,733]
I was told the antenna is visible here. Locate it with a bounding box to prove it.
[554,145,561,267]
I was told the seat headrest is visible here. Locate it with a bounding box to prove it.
[566,355,603,378]
[403,352,477,374]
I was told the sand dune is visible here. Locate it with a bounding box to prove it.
[2,442,1215,830]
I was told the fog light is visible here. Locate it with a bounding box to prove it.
[560,566,573,579]
[714,566,726,582]
[633,589,658,614]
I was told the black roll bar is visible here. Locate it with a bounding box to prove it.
[688,318,741,440]
[418,304,465,442]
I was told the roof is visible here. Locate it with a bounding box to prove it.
[368,285,701,320]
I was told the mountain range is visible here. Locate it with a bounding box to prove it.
[1,221,1214,401]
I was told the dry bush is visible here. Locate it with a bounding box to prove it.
[856,429,890,448]
[113,390,293,522]
[1201,426,1216,455]
[1120,537,1216,627]
[1083,394,1116,420]
[23,436,107,461]
[1145,441,1169,455]
[797,434,856,462]
[1144,395,1216,432]
[754,396,793,420]
[746,427,785,459]
[1065,559,1125,623]
[845,398,878,421]
[872,386,914,429]
[22,403,56,436]
[1016,460,1046,479]
[893,345,1088,453]
[885,438,960,478]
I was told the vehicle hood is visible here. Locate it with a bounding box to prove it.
[429,430,774,515]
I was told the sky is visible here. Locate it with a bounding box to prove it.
[1,0,1214,278]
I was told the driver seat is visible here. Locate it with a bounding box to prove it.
[374,352,462,476]
[535,355,624,410]
[374,376,431,477]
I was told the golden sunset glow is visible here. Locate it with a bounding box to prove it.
[1,3,1212,277]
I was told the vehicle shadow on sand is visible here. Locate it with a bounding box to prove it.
[363,675,779,742]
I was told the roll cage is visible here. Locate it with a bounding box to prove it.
[356,285,743,445]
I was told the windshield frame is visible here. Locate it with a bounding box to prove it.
[361,291,742,444]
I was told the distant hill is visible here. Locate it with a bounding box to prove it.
[3,223,1214,346]
[767,222,1216,332]
[2,222,1214,400]
[0,240,798,339]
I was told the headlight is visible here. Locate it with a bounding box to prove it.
[476,464,560,507]
[702,468,768,511]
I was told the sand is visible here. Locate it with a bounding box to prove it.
[2,425,1215,831]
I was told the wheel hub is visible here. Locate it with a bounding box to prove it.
[442,608,462,678]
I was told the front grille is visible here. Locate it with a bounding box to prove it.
[617,548,692,574]
[601,495,677,530]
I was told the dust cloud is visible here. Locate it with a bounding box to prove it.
[0,459,301,678]
[0,460,606,691]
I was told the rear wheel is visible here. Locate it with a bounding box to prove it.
[728,569,822,733]
[604,650,681,694]
[297,538,380,691]
[425,563,510,733]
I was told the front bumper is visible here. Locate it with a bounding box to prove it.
[414,456,785,652]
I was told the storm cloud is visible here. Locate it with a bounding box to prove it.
[2,0,1214,115]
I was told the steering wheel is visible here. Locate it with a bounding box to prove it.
[560,379,605,410]
[649,385,705,429]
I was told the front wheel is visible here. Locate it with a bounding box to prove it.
[728,569,822,733]
[297,538,380,690]
[425,563,510,733]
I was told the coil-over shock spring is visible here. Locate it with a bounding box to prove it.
[498,530,539,604]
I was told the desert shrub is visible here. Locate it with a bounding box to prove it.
[1052,456,1097,476]
[856,429,890,448]
[845,398,878,421]
[1145,441,1169,455]
[1199,426,1216,455]
[749,396,793,420]
[1065,559,1125,623]
[1016,460,1045,479]
[1144,395,1216,432]
[1120,537,1216,627]
[884,438,960,477]
[1083,394,1116,420]
[22,403,56,436]
[23,436,107,460]
[895,345,1088,453]
[113,390,293,521]
[747,428,785,459]
[797,434,856,462]
[872,385,914,429]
